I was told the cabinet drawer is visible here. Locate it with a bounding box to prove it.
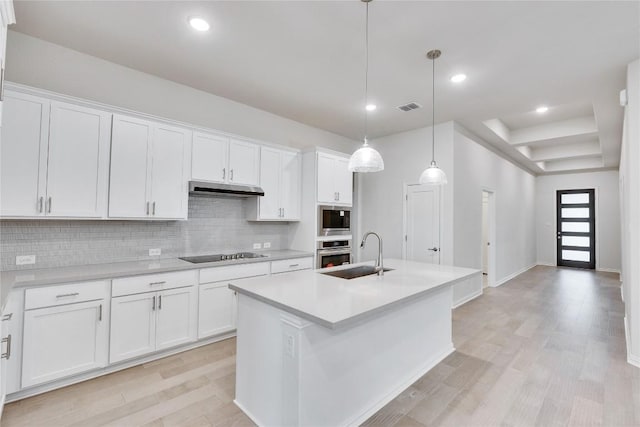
[112,270,197,297]
[271,257,313,274]
[25,280,109,310]
[200,262,270,284]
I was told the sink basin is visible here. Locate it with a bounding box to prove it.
[321,265,393,280]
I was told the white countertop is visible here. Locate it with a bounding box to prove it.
[0,250,313,312]
[229,259,480,329]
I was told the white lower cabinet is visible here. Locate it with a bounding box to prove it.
[198,283,236,339]
[110,286,197,364]
[22,298,109,388]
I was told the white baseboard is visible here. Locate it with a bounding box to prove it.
[596,267,621,274]
[453,289,483,309]
[494,263,537,287]
[625,316,640,369]
[536,262,555,267]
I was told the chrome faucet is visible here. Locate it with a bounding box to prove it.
[360,231,384,276]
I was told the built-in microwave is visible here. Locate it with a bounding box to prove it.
[318,205,351,236]
[317,240,352,269]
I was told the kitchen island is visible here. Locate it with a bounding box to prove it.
[229,259,480,427]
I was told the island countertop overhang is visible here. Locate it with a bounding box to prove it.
[228,259,481,329]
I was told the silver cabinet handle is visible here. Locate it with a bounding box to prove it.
[222,168,226,180]
[98,304,102,321]
[48,196,52,213]
[427,247,439,252]
[146,201,150,215]
[56,292,79,298]
[152,295,156,311]
[230,169,234,181]
[289,264,299,268]
[281,208,285,218]
[149,281,166,286]
[38,196,43,213]
[152,201,156,216]
[337,192,340,201]
[1,334,11,360]
[2,313,12,321]
[158,295,162,310]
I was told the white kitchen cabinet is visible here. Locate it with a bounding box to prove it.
[0,92,111,218]
[22,299,109,388]
[317,152,353,206]
[191,132,259,186]
[250,147,300,221]
[110,285,197,364]
[0,0,15,126]
[109,114,191,219]
[198,282,236,339]
[1,291,21,417]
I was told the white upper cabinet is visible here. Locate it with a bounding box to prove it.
[0,91,111,218]
[250,146,300,221]
[317,152,353,206]
[191,132,259,186]
[109,115,190,220]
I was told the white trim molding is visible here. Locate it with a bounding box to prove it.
[625,316,640,369]
[494,263,537,287]
[452,289,483,309]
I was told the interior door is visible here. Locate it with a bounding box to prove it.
[557,189,596,269]
[155,287,197,351]
[406,184,441,264]
[258,147,281,219]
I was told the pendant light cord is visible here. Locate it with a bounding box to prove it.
[363,1,369,145]
[431,53,436,163]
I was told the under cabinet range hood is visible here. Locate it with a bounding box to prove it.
[188,181,264,197]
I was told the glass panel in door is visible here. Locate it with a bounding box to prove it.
[556,189,595,269]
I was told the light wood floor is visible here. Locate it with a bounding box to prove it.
[3,266,639,426]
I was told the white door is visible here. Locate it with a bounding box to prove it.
[280,151,300,220]
[334,157,353,205]
[405,184,441,264]
[317,153,336,204]
[198,282,236,339]
[155,287,197,351]
[22,300,108,387]
[0,92,49,217]
[46,102,111,218]
[259,147,281,219]
[109,115,152,218]
[228,139,259,186]
[191,132,228,183]
[109,293,156,363]
[149,124,189,219]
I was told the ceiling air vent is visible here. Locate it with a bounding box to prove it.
[397,102,422,112]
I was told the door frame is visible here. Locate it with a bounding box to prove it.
[481,187,497,287]
[402,182,443,263]
[556,188,596,270]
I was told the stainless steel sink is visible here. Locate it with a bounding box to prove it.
[321,265,393,280]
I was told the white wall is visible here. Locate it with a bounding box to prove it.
[5,31,357,153]
[535,170,621,272]
[453,127,537,288]
[620,58,640,367]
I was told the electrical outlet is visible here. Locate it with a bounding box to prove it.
[149,248,161,256]
[263,242,271,249]
[253,243,262,249]
[16,255,36,265]
[286,334,296,357]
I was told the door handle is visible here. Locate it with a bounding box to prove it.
[427,247,439,252]
[1,334,11,360]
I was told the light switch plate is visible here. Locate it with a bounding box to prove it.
[253,243,262,249]
[16,255,36,265]
[149,248,162,256]
[263,242,271,249]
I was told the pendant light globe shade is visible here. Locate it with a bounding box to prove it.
[419,161,448,185]
[348,142,384,173]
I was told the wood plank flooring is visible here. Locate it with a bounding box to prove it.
[4,266,639,426]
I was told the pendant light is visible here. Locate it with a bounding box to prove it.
[419,49,448,185]
[348,0,384,173]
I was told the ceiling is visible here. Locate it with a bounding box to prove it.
[11,1,640,175]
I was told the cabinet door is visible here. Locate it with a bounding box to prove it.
[110,293,156,363]
[46,102,111,218]
[228,139,259,186]
[191,132,228,183]
[22,300,108,388]
[109,115,152,218]
[0,92,49,217]
[156,287,197,351]
[334,157,353,205]
[317,152,336,204]
[2,291,23,395]
[258,147,281,220]
[149,124,190,219]
[280,151,300,220]
[198,282,236,339]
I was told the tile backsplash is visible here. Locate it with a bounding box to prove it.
[0,196,291,271]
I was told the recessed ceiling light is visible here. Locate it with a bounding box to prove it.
[536,106,549,113]
[366,104,377,111]
[450,74,467,83]
[189,17,210,32]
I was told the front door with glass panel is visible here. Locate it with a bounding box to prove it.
[556,189,595,269]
